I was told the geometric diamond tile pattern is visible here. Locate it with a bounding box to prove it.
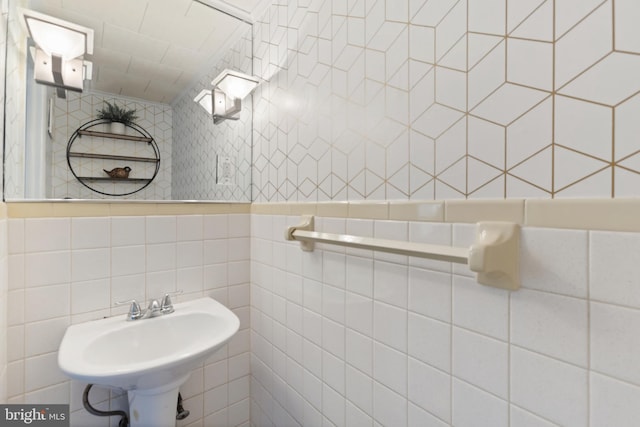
[251,0,640,201]
[172,28,253,201]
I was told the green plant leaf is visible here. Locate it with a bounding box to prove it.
[96,101,138,125]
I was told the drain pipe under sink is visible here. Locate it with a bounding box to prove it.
[83,384,190,425]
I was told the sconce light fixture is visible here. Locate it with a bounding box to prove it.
[210,69,259,124]
[194,89,213,115]
[21,9,94,98]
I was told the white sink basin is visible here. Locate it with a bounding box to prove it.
[58,297,239,427]
[59,297,239,389]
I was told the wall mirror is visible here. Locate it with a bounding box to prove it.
[3,0,255,202]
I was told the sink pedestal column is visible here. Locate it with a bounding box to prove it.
[127,374,190,427]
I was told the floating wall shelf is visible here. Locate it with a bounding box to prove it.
[66,119,161,197]
[68,152,160,163]
[76,177,153,183]
[77,129,153,142]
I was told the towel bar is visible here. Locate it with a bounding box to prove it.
[285,215,520,291]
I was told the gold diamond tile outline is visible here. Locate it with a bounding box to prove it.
[363,168,386,197]
[467,32,505,74]
[365,11,408,51]
[435,61,472,75]
[504,38,554,91]
[616,162,640,177]
[413,100,466,130]
[347,169,367,199]
[614,87,640,109]
[555,143,612,165]
[507,146,553,193]
[552,143,611,194]
[554,164,611,194]
[277,178,297,200]
[410,0,459,28]
[332,173,349,198]
[468,172,505,197]
[466,154,505,194]
[437,32,467,66]
[468,154,504,173]
[506,143,552,173]
[434,150,465,178]
[506,172,553,195]
[387,165,410,198]
[410,176,435,198]
[467,44,507,110]
[555,0,610,41]
[615,147,640,165]
[434,176,466,198]
[470,83,551,127]
[507,0,548,36]
[556,51,615,96]
[559,51,640,108]
[468,32,505,69]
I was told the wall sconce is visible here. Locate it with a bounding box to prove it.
[210,69,259,124]
[194,89,213,115]
[21,9,94,98]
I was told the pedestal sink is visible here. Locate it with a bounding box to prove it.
[58,297,240,427]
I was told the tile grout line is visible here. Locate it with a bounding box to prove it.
[586,230,591,427]
[449,220,454,424]
[504,1,511,424]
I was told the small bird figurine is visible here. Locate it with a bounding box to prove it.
[104,166,132,179]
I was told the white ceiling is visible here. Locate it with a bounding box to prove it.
[25,0,264,104]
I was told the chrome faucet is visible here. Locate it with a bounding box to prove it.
[160,293,176,314]
[114,299,145,321]
[146,298,162,317]
[115,291,182,321]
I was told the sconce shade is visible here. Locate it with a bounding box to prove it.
[22,10,94,60]
[194,89,213,115]
[21,9,94,97]
[211,69,259,100]
[210,69,259,124]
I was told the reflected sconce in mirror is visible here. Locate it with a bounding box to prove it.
[21,9,94,98]
[210,69,259,124]
[194,89,213,115]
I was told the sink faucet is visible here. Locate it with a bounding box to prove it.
[146,298,162,317]
[115,291,182,321]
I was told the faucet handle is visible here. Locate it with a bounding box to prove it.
[160,290,183,314]
[115,299,144,321]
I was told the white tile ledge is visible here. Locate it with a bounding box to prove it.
[253,198,640,233]
[4,198,638,232]
[4,201,250,218]
[525,199,640,233]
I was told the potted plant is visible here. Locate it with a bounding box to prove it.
[96,101,138,134]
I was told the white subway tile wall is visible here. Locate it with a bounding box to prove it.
[6,214,251,427]
[0,214,7,402]
[251,214,640,427]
